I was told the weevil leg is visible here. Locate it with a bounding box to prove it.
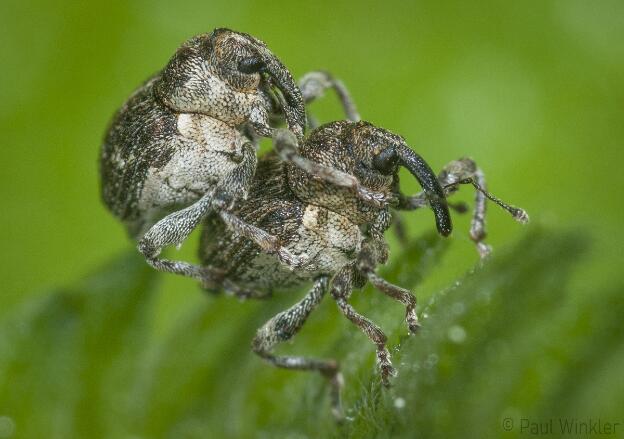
[141,257,267,305]
[137,191,225,286]
[298,71,360,128]
[331,266,396,387]
[273,128,393,208]
[397,158,528,258]
[251,277,344,420]
[218,211,305,268]
[142,255,213,283]
[138,190,216,259]
[139,204,305,276]
[371,272,419,333]
[356,243,420,334]
[358,212,420,333]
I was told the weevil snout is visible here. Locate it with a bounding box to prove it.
[352,123,453,236]
[395,143,452,236]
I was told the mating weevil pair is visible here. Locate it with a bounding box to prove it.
[99,28,528,418]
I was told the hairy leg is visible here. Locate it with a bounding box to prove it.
[139,204,305,276]
[298,71,360,128]
[371,272,419,333]
[218,211,305,268]
[137,190,222,285]
[330,266,396,386]
[138,190,216,259]
[356,242,420,334]
[251,277,343,419]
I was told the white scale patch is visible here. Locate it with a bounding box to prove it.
[302,205,320,229]
[176,113,193,136]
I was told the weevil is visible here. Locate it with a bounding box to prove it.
[299,71,528,258]
[99,29,388,283]
[196,121,528,417]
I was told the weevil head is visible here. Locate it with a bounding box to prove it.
[214,29,306,136]
[155,29,305,136]
[288,120,452,234]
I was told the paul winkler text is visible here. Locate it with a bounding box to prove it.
[520,418,620,435]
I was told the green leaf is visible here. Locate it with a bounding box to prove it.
[0,252,158,439]
[1,226,620,439]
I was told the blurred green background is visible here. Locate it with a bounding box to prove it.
[1,0,623,438]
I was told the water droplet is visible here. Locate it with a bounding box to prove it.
[0,416,15,438]
[451,302,465,316]
[394,397,406,409]
[447,325,467,344]
[478,289,492,303]
[424,353,439,369]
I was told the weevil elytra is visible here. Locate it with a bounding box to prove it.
[197,121,528,417]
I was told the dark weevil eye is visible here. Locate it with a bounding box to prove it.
[238,57,265,74]
[372,147,399,175]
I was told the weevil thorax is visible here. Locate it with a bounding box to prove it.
[208,29,264,91]
[287,120,398,225]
